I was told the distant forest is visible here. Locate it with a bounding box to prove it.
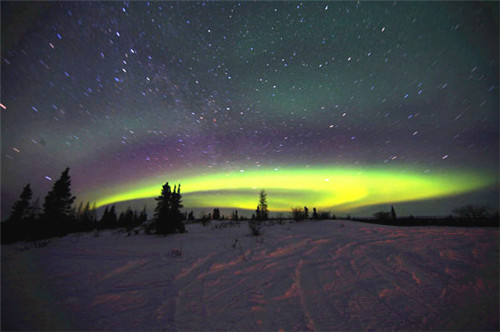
[2,167,498,244]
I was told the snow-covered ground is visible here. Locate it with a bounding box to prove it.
[2,220,498,330]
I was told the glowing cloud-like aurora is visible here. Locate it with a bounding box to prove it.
[92,166,495,212]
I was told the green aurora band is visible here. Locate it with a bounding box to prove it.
[92,166,496,212]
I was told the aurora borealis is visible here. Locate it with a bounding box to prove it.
[94,166,495,212]
[1,1,498,217]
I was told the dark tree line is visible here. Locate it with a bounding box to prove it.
[7,168,493,244]
[290,206,333,221]
[2,168,80,242]
[2,168,189,244]
[356,204,499,227]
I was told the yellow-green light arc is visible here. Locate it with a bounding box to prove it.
[93,166,495,212]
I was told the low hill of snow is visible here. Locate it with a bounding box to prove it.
[2,220,498,330]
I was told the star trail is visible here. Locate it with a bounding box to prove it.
[2,1,498,217]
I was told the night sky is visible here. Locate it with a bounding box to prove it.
[2,1,498,218]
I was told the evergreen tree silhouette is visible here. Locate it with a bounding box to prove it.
[108,205,117,227]
[42,168,76,236]
[120,206,134,233]
[153,182,185,235]
[78,202,96,230]
[171,185,184,230]
[4,184,34,242]
[374,211,391,220]
[28,197,41,221]
[257,190,268,221]
[8,184,33,223]
[91,203,97,226]
[101,206,110,226]
[118,211,125,226]
[122,207,135,235]
[213,208,221,220]
[100,205,119,229]
[391,205,397,220]
[312,207,318,219]
[81,202,91,227]
[139,205,148,223]
[76,202,84,218]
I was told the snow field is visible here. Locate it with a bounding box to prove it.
[2,220,498,330]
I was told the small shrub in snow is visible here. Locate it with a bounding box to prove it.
[318,211,331,220]
[453,205,490,221]
[248,220,263,236]
[291,207,307,221]
[231,239,247,261]
[170,247,183,257]
[34,239,51,248]
[17,239,51,251]
[374,211,391,220]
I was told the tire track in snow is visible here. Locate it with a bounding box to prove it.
[100,258,149,281]
[295,258,356,331]
[173,278,209,330]
[325,229,443,329]
[171,254,217,330]
[349,241,445,328]
[4,223,497,330]
[174,254,214,281]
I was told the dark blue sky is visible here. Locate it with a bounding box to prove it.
[2,1,498,217]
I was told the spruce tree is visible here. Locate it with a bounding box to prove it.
[213,208,221,220]
[155,182,172,234]
[79,202,92,225]
[101,206,110,226]
[108,205,117,227]
[154,182,185,235]
[118,211,125,227]
[5,184,34,242]
[391,205,397,220]
[8,184,33,223]
[28,197,41,221]
[42,168,76,235]
[257,190,268,220]
[250,191,267,235]
[312,207,318,219]
[121,207,135,234]
[171,184,185,232]
[76,202,84,218]
[139,206,148,223]
[91,203,97,226]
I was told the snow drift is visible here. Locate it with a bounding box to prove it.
[2,220,498,330]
